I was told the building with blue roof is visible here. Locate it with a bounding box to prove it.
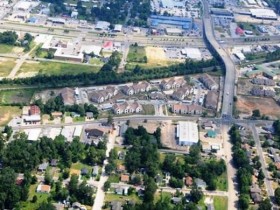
[149,15,193,30]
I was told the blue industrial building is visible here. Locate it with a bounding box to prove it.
[150,15,193,30]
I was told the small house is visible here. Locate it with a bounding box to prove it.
[38,162,49,172]
[81,168,88,176]
[36,184,51,193]
[121,174,130,183]
[195,178,207,189]
[92,166,99,176]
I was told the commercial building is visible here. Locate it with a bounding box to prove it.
[113,24,123,32]
[250,9,277,20]
[165,28,183,35]
[211,8,233,17]
[176,121,198,146]
[150,15,193,30]
[95,21,110,30]
[181,48,202,60]
[160,0,184,9]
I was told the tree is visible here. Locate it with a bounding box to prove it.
[107,114,113,125]
[44,171,52,185]
[258,198,272,210]
[190,186,203,204]
[32,195,37,203]
[104,181,111,192]
[252,109,261,118]
[258,169,265,183]
[275,187,280,205]
[105,163,114,175]
[143,177,157,203]
[37,202,56,210]
[239,194,249,210]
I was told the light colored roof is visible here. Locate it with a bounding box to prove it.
[73,125,83,137]
[81,45,101,56]
[114,24,122,32]
[23,115,41,122]
[25,129,42,141]
[182,48,202,60]
[165,28,183,34]
[176,121,198,144]
[250,9,277,19]
[95,21,110,30]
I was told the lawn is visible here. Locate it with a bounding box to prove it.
[0,106,21,126]
[213,196,228,210]
[216,172,228,191]
[0,44,15,54]
[142,104,155,115]
[89,57,104,66]
[0,58,16,77]
[108,174,120,183]
[0,89,35,104]
[127,46,147,63]
[19,184,50,210]
[154,191,172,203]
[71,162,92,171]
[105,192,141,203]
[17,61,100,77]
[73,116,85,122]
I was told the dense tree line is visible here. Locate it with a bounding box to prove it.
[229,125,253,209]
[41,0,66,16]
[124,126,160,177]
[34,95,99,118]
[0,58,219,88]
[266,49,280,62]
[100,51,122,72]
[0,132,105,208]
[268,0,280,14]
[0,31,18,45]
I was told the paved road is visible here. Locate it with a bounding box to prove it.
[92,129,117,210]
[251,125,274,200]
[202,0,235,117]
[221,125,238,210]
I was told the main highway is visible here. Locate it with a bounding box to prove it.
[202,1,238,209]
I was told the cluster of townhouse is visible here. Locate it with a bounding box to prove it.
[160,77,186,90]
[90,86,119,104]
[112,101,142,115]
[172,104,203,115]
[121,81,151,95]
[204,91,219,110]
[251,87,275,97]
[198,74,218,90]
[251,78,275,86]
[171,86,194,101]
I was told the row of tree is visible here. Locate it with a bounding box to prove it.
[0,58,219,89]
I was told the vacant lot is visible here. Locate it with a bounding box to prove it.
[214,196,228,210]
[236,96,280,118]
[0,89,35,104]
[0,106,21,126]
[17,61,100,77]
[127,46,147,63]
[0,58,16,77]
[0,44,24,54]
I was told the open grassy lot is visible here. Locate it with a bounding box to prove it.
[142,104,155,115]
[214,196,228,210]
[127,46,147,63]
[0,89,35,104]
[0,44,24,54]
[19,184,50,210]
[0,106,21,125]
[89,57,105,66]
[17,61,100,77]
[105,192,141,203]
[108,174,120,183]
[0,58,16,77]
[216,172,228,191]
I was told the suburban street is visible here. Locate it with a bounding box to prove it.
[251,125,275,200]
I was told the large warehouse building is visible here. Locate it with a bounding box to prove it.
[250,9,277,20]
[176,121,198,146]
[150,15,193,30]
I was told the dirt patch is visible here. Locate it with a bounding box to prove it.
[145,47,167,63]
[12,47,24,54]
[25,60,40,64]
[16,72,38,78]
[236,96,280,119]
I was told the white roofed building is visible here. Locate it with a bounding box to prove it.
[250,9,277,20]
[114,24,123,32]
[176,121,199,146]
[181,48,202,60]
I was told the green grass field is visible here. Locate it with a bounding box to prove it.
[214,196,228,210]
[0,58,16,77]
[108,174,120,183]
[0,89,35,104]
[0,106,21,126]
[216,172,228,191]
[0,44,15,54]
[89,58,105,66]
[17,61,100,76]
[127,46,147,63]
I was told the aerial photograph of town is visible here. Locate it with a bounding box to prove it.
[1,0,280,209]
